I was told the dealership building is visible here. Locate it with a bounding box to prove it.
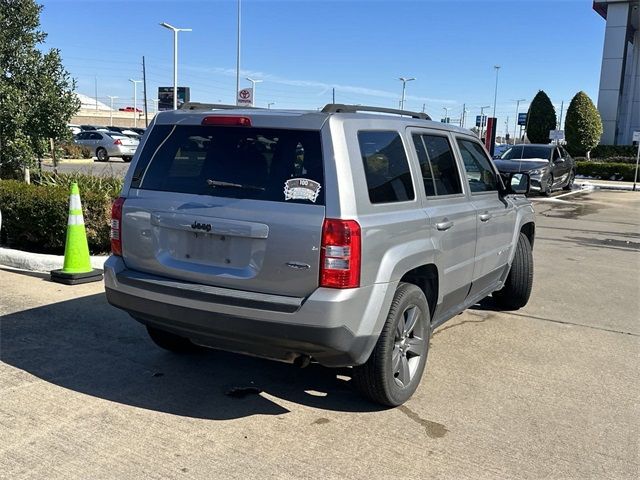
[594,0,640,144]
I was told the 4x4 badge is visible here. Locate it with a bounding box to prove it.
[284,178,321,203]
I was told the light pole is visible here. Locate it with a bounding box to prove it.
[513,98,526,145]
[107,96,118,126]
[398,77,415,111]
[479,105,491,140]
[492,65,501,119]
[152,99,159,115]
[236,0,241,104]
[246,77,262,107]
[160,22,192,110]
[267,102,275,109]
[442,107,450,123]
[129,79,142,128]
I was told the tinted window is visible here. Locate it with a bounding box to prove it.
[137,125,324,204]
[457,139,498,193]
[552,148,561,161]
[358,131,414,204]
[90,132,103,140]
[500,145,552,160]
[76,132,89,140]
[412,134,462,196]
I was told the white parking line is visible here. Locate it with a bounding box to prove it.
[553,186,594,199]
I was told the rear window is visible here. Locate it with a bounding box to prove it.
[133,125,324,204]
[358,130,415,204]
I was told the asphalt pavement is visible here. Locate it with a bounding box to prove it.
[0,190,638,479]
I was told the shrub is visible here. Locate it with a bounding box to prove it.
[57,143,92,159]
[0,179,115,254]
[526,90,557,144]
[576,161,636,181]
[33,172,122,198]
[565,92,602,159]
[591,144,638,159]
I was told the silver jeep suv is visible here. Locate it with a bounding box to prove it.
[104,103,535,406]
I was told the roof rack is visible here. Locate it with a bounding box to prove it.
[321,103,431,120]
[179,102,262,111]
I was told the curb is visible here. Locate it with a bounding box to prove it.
[575,180,638,191]
[0,247,108,273]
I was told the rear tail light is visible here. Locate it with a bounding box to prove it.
[201,116,252,126]
[320,219,361,289]
[110,197,125,256]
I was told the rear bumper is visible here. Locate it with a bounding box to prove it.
[104,256,395,367]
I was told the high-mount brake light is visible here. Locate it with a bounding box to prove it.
[201,116,252,126]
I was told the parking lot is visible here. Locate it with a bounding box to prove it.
[1,189,638,479]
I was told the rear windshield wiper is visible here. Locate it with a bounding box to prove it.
[206,178,265,191]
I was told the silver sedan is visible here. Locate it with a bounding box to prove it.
[73,131,139,162]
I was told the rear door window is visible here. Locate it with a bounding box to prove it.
[135,125,324,204]
[412,133,463,196]
[358,130,415,204]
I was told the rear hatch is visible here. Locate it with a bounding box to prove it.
[120,118,326,298]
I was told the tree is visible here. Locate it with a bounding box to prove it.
[564,91,603,160]
[526,90,557,144]
[0,0,79,178]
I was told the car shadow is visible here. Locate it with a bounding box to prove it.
[1,293,385,420]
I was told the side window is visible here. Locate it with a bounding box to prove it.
[552,148,561,161]
[457,139,498,193]
[412,133,463,196]
[91,133,103,140]
[358,131,415,204]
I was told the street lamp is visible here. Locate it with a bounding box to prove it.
[479,105,491,140]
[398,77,415,111]
[492,65,501,119]
[246,77,262,107]
[107,95,118,126]
[160,22,192,110]
[442,107,450,123]
[129,79,142,128]
[512,98,526,144]
[267,102,275,109]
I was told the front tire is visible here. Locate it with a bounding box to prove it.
[352,283,431,406]
[542,174,554,196]
[563,170,575,191]
[493,232,533,310]
[146,326,199,353]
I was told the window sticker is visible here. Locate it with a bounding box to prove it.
[284,178,322,203]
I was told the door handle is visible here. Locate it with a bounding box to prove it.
[436,220,454,231]
[479,212,492,222]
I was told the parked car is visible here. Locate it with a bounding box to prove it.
[73,131,139,162]
[80,125,101,131]
[119,107,142,112]
[104,103,535,406]
[99,127,140,140]
[67,124,81,135]
[494,144,575,195]
[129,127,146,136]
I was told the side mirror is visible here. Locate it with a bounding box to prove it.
[506,172,530,195]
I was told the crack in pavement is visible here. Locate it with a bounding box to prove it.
[458,309,638,337]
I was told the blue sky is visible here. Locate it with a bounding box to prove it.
[40,0,604,135]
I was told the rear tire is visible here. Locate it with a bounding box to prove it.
[122,156,132,163]
[352,283,431,407]
[96,147,108,162]
[146,326,199,353]
[493,232,533,310]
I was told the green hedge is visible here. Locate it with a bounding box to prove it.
[0,179,116,254]
[590,145,637,159]
[58,143,92,159]
[576,161,637,181]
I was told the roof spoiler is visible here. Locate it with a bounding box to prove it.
[321,103,431,120]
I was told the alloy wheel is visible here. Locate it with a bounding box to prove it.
[392,305,427,388]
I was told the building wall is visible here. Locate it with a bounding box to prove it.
[70,110,156,129]
[595,0,640,145]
